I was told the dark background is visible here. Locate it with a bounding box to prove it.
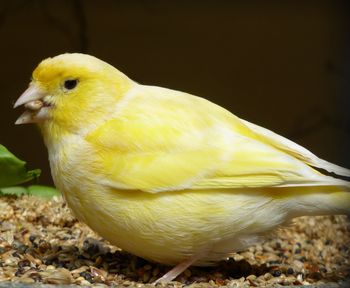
[0,0,349,186]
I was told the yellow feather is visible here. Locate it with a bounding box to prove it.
[14,53,350,274]
[85,84,347,192]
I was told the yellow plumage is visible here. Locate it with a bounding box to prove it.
[14,53,350,281]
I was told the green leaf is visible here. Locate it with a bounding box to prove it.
[0,144,41,188]
[27,185,60,199]
[0,185,60,199]
[0,186,28,197]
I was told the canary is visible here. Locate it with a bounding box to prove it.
[14,53,350,283]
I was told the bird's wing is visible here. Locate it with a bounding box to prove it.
[85,85,348,193]
[241,119,350,177]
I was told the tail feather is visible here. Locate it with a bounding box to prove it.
[286,186,350,217]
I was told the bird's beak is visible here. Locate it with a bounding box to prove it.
[14,84,51,125]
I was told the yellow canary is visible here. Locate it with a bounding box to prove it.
[14,53,350,282]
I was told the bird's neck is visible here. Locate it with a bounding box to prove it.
[38,121,73,149]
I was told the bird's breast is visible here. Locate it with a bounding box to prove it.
[45,133,288,265]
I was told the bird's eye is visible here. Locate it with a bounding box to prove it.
[64,79,78,90]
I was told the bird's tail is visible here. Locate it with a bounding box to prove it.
[284,185,350,217]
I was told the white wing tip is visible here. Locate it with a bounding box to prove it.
[313,158,350,178]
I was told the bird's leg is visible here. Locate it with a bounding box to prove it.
[154,253,203,284]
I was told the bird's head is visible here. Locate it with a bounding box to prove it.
[14,53,133,135]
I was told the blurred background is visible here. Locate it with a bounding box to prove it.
[0,0,349,186]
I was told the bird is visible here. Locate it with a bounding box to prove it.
[14,53,350,283]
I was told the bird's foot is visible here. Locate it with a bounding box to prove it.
[153,254,202,284]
